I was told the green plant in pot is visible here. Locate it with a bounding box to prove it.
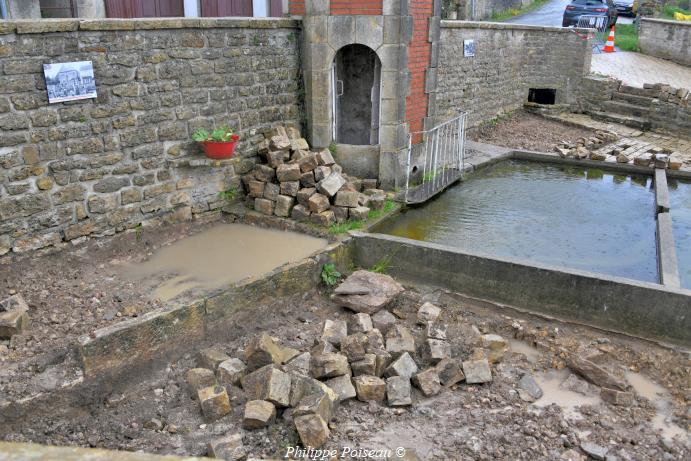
[192,125,240,160]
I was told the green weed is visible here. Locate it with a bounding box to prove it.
[329,219,363,234]
[219,187,238,202]
[614,24,639,52]
[321,263,341,286]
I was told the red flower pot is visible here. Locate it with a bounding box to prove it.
[199,134,240,160]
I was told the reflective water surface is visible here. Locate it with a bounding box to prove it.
[373,160,658,282]
[668,179,691,289]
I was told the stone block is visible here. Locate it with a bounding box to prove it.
[384,352,418,379]
[248,180,266,199]
[332,205,349,223]
[349,206,370,220]
[263,182,280,201]
[387,376,412,406]
[311,353,350,379]
[386,325,416,356]
[277,163,301,182]
[372,309,397,333]
[297,187,316,207]
[316,149,335,166]
[244,332,283,371]
[186,368,216,398]
[435,359,465,387]
[270,135,291,152]
[426,321,447,340]
[348,313,373,334]
[294,391,336,422]
[197,347,231,371]
[332,270,404,314]
[352,354,377,376]
[417,302,441,325]
[299,154,319,173]
[280,181,300,197]
[480,334,508,363]
[600,387,633,406]
[423,339,451,364]
[274,195,294,217]
[321,319,347,346]
[217,358,247,387]
[300,171,316,188]
[314,165,331,182]
[241,364,291,407]
[266,150,285,168]
[335,191,360,208]
[366,329,386,352]
[317,172,346,197]
[291,204,311,221]
[340,333,369,362]
[0,294,30,340]
[295,414,330,449]
[325,375,357,402]
[198,385,231,421]
[254,164,276,182]
[462,359,492,384]
[308,193,330,213]
[311,210,335,227]
[243,400,276,429]
[254,198,274,216]
[412,368,442,397]
[207,433,244,460]
[353,375,386,402]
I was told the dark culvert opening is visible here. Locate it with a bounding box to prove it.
[528,88,556,105]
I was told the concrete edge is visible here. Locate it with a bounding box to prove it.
[654,168,670,213]
[511,150,657,176]
[656,212,681,289]
[348,231,691,346]
[640,17,691,27]
[0,17,301,35]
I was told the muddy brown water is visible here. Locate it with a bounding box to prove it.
[124,224,327,302]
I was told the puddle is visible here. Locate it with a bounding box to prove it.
[509,339,541,363]
[533,369,601,418]
[125,224,327,301]
[625,372,689,442]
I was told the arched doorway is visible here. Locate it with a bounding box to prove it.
[332,44,381,146]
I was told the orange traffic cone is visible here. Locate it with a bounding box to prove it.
[603,26,616,53]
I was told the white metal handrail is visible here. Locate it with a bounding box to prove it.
[402,112,467,204]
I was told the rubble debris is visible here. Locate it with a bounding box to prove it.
[0,294,30,339]
[186,368,216,398]
[197,347,231,371]
[462,359,492,384]
[518,373,544,402]
[207,433,245,460]
[567,355,627,391]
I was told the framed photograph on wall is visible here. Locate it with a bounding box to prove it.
[43,61,97,104]
[463,39,476,58]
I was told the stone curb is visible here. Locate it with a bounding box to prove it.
[440,20,583,34]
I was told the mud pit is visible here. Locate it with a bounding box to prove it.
[2,281,689,460]
[0,216,328,402]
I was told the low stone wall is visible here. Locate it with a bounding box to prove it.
[639,18,691,67]
[576,76,691,134]
[436,21,592,128]
[0,18,302,256]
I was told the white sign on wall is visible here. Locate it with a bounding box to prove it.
[464,39,476,58]
[43,61,97,104]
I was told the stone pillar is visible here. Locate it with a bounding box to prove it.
[302,0,413,189]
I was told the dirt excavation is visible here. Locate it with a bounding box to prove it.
[2,265,689,460]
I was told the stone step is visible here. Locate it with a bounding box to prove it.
[618,84,658,98]
[612,91,653,107]
[587,110,651,131]
[600,100,651,118]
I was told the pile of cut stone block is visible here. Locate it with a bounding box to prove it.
[242,126,384,226]
[188,270,508,453]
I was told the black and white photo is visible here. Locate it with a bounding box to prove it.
[43,60,97,104]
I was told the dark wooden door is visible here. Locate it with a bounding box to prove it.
[201,0,253,17]
[106,0,183,17]
[269,0,282,17]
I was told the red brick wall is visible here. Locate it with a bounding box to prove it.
[407,0,432,144]
[289,0,305,15]
[330,0,382,15]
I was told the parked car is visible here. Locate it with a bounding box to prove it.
[562,0,618,28]
[613,0,637,17]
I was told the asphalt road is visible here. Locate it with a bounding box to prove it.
[504,0,634,27]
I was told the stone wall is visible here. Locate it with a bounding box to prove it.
[639,18,691,67]
[457,0,534,20]
[436,21,592,128]
[0,18,302,256]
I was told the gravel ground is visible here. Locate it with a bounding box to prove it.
[470,111,596,153]
[2,284,688,460]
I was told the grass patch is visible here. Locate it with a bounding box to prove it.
[614,24,639,52]
[492,0,549,21]
[661,5,690,19]
[329,219,363,234]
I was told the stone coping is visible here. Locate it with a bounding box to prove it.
[641,17,691,27]
[0,17,301,35]
[440,19,578,34]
